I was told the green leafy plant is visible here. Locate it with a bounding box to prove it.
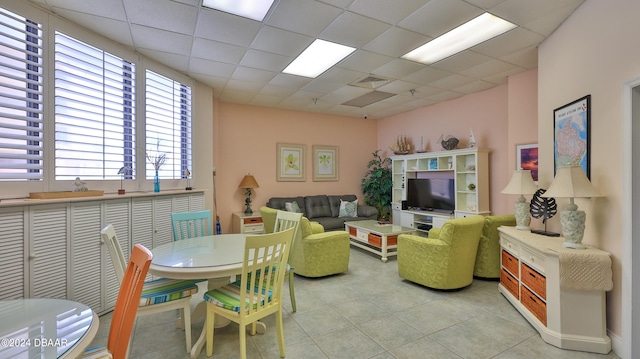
[361,150,393,221]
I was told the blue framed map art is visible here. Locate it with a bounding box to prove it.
[553,95,590,178]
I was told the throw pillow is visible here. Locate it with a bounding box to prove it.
[338,199,358,218]
[285,201,301,213]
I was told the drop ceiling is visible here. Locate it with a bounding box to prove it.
[27,0,584,119]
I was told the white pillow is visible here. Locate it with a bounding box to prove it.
[285,201,301,213]
[338,199,358,218]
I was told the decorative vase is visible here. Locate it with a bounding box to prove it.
[154,170,160,192]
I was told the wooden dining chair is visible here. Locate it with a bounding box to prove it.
[203,227,295,359]
[171,210,212,241]
[273,210,303,312]
[81,243,152,359]
[101,224,198,353]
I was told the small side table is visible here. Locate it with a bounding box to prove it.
[232,212,265,234]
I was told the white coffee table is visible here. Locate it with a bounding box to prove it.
[345,220,414,262]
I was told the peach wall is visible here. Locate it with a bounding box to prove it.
[377,85,512,216]
[537,0,640,346]
[213,102,377,231]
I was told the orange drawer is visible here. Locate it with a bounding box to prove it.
[348,226,357,237]
[501,249,519,278]
[367,234,397,247]
[521,285,547,326]
[243,217,263,225]
[500,269,519,300]
[521,263,546,300]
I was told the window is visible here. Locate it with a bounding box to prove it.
[145,70,192,180]
[54,32,136,180]
[0,8,43,181]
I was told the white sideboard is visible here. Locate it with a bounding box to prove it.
[498,226,612,354]
[0,190,205,314]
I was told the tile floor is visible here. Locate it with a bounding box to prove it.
[90,247,620,359]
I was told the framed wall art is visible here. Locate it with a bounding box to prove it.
[312,145,338,181]
[276,143,305,181]
[516,143,539,182]
[553,95,590,178]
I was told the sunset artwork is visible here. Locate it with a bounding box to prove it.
[519,146,539,181]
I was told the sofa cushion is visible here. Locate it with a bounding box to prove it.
[267,197,306,217]
[338,199,358,218]
[327,194,357,217]
[285,201,301,213]
[304,195,332,219]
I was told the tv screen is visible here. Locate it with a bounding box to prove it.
[406,178,455,213]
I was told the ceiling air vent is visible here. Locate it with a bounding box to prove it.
[349,75,392,89]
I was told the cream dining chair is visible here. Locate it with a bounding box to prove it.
[273,210,303,312]
[101,224,198,353]
[203,228,295,359]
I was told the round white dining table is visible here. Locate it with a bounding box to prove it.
[149,233,265,359]
[0,298,99,359]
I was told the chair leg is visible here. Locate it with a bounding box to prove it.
[276,310,286,358]
[205,307,215,357]
[288,271,296,312]
[239,322,247,359]
[182,305,192,353]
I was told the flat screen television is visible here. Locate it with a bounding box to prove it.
[406,178,455,213]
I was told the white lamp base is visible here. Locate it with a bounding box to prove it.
[514,196,531,230]
[560,206,587,249]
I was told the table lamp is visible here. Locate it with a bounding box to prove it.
[238,174,259,215]
[501,169,539,230]
[541,166,602,249]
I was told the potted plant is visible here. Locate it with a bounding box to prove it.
[361,150,393,222]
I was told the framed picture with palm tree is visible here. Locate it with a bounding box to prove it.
[312,145,338,181]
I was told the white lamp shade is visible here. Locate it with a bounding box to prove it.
[501,170,538,195]
[542,166,601,198]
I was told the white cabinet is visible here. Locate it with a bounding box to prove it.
[391,148,490,227]
[0,207,26,300]
[498,226,611,354]
[0,190,205,314]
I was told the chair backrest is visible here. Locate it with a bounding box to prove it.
[108,243,153,359]
[101,224,127,283]
[240,227,294,315]
[171,210,212,241]
[274,211,302,261]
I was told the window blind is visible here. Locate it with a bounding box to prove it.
[145,70,191,180]
[54,32,136,180]
[0,8,43,180]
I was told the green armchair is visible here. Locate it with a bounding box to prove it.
[474,215,516,279]
[260,207,350,277]
[397,215,485,290]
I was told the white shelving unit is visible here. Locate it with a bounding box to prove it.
[391,148,490,231]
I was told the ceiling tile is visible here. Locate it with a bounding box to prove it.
[251,26,313,57]
[138,48,190,72]
[453,80,498,94]
[320,11,391,48]
[337,50,393,73]
[51,0,127,20]
[429,74,477,90]
[231,66,277,83]
[192,38,246,64]
[123,0,197,35]
[348,0,426,25]
[188,58,236,77]
[500,45,538,69]
[398,0,483,37]
[195,8,261,46]
[239,49,291,72]
[131,24,192,54]
[265,0,343,37]
[471,27,544,58]
[51,8,135,48]
[371,59,425,79]
[362,27,430,58]
[460,59,519,79]
[430,51,494,74]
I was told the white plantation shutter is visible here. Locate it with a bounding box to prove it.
[0,8,43,180]
[54,32,136,180]
[145,70,192,179]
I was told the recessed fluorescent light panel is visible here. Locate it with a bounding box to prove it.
[283,39,356,78]
[402,12,516,65]
[202,0,275,21]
